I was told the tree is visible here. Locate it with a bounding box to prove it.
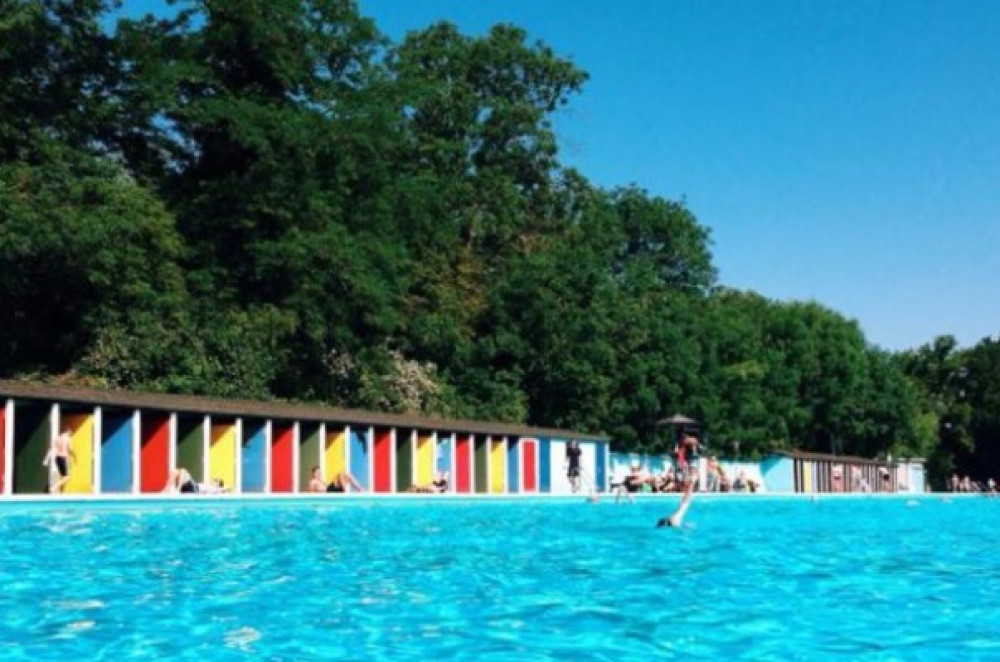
[0,0,118,160]
[897,336,974,482]
[0,147,190,382]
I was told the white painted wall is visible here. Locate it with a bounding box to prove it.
[549,440,597,493]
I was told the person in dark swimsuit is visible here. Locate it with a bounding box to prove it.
[306,466,363,493]
[411,471,449,493]
[164,468,199,494]
[43,429,76,493]
[611,463,646,503]
[327,470,364,493]
[566,441,583,493]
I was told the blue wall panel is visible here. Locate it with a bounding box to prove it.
[539,438,551,493]
[595,442,607,492]
[101,413,133,493]
[349,428,369,490]
[507,438,520,493]
[761,456,794,492]
[437,433,453,475]
[242,421,267,493]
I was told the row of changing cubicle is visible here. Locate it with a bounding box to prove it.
[0,381,609,497]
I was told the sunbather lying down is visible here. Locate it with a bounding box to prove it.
[308,467,365,493]
[163,468,232,494]
[410,471,449,493]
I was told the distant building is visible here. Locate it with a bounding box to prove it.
[761,451,926,494]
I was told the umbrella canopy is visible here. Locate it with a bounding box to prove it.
[657,414,698,427]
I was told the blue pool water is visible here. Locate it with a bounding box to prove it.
[1,496,998,661]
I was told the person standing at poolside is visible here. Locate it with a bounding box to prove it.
[42,428,76,494]
[565,440,583,493]
[674,433,700,485]
[706,455,720,492]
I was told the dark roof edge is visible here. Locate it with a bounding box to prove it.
[768,450,924,465]
[0,379,608,441]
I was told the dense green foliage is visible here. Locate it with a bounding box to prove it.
[2,0,997,484]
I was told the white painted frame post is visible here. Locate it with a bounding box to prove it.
[503,436,509,494]
[168,413,177,472]
[389,428,398,493]
[367,426,375,491]
[264,420,273,494]
[48,404,60,495]
[485,435,492,495]
[292,422,301,494]
[535,438,541,494]
[50,405,60,493]
[430,430,438,485]
[431,431,438,477]
[131,410,141,494]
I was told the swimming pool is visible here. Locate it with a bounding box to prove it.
[0,496,996,660]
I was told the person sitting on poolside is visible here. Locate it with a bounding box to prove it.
[326,470,364,493]
[610,463,647,503]
[199,479,231,494]
[410,471,450,494]
[431,471,449,493]
[164,468,199,494]
[308,466,326,493]
[306,466,364,493]
[718,466,731,492]
[653,467,677,493]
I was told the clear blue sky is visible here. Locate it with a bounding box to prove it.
[118,1,1000,351]
[358,0,1000,351]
